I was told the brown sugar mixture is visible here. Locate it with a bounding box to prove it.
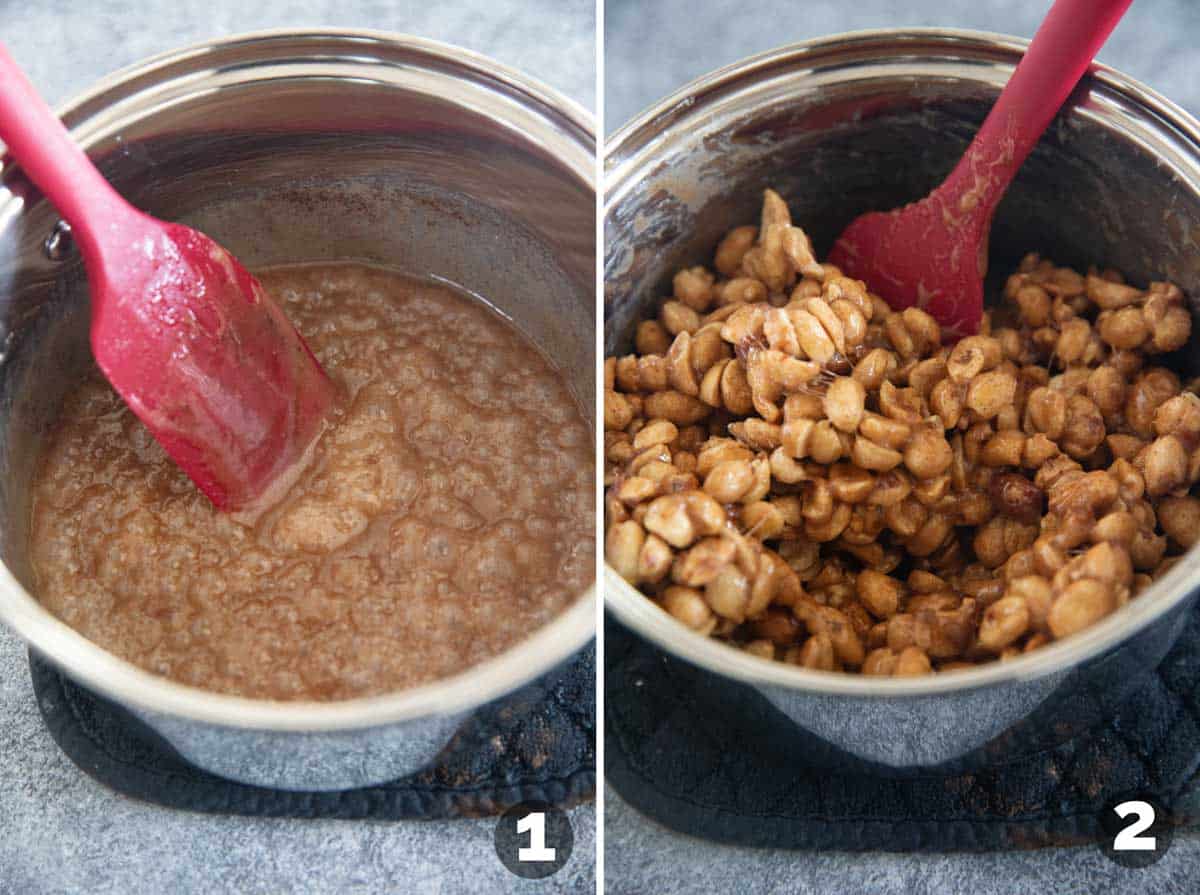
[32,263,594,700]
[605,188,1199,676]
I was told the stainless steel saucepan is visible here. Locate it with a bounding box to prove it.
[605,29,1200,770]
[0,29,596,791]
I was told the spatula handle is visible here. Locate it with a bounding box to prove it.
[0,44,129,254]
[939,0,1132,219]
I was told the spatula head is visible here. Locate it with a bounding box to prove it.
[86,215,337,511]
[828,192,987,339]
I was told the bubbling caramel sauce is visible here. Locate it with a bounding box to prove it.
[31,263,594,700]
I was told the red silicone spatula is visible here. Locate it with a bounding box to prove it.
[828,0,1132,338]
[0,45,337,512]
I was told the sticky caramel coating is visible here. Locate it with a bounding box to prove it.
[605,188,1195,675]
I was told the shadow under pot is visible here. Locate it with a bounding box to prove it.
[604,29,1200,772]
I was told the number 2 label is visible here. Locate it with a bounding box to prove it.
[1113,800,1157,852]
[517,811,557,862]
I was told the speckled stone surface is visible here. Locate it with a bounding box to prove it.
[0,2,594,893]
[604,1,1200,891]
[605,785,1200,895]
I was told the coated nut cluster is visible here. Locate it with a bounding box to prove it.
[605,188,1199,676]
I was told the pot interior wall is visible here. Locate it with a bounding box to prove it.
[0,77,595,590]
[605,77,1200,369]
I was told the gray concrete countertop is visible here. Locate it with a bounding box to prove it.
[0,2,594,893]
[604,1,1200,892]
[605,785,1200,895]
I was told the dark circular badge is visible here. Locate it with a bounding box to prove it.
[1096,793,1174,869]
[494,800,574,879]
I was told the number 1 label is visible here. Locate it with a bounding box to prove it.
[495,800,573,878]
[517,811,557,862]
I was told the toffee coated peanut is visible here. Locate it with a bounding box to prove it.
[605,188,1197,675]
